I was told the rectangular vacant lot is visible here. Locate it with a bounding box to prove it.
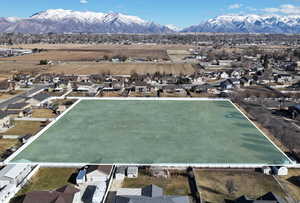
[9,99,290,165]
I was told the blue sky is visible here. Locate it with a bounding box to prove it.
[1,0,300,28]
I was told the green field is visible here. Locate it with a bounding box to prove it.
[10,99,290,165]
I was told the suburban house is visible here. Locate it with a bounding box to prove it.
[0,165,32,187]
[115,184,190,203]
[233,192,286,203]
[86,165,113,182]
[134,81,149,93]
[0,164,33,203]
[0,110,12,131]
[220,80,233,90]
[22,185,80,203]
[26,93,51,106]
[5,102,32,118]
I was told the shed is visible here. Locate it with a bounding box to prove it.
[76,169,86,184]
[272,166,288,176]
[127,167,138,178]
[115,166,126,180]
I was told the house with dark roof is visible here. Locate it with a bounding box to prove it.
[26,93,51,106]
[115,184,190,203]
[233,192,286,203]
[22,185,80,203]
[0,110,11,130]
[4,102,32,118]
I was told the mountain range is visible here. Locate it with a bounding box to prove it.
[2,10,300,34]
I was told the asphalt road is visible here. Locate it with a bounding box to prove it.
[0,84,48,109]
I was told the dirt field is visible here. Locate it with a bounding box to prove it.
[195,170,286,203]
[0,49,170,62]
[47,62,196,75]
[0,43,193,50]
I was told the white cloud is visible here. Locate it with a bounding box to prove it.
[228,4,243,9]
[80,0,88,4]
[262,4,300,14]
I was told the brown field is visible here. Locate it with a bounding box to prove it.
[0,90,24,100]
[195,170,286,203]
[47,62,196,75]
[31,109,56,118]
[0,61,49,74]
[0,49,170,62]
[0,43,193,50]
[0,121,44,136]
[0,139,20,155]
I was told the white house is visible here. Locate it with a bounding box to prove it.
[0,164,32,203]
[0,183,16,203]
[0,164,32,187]
[127,167,138,178]
[92,182,107,203]
[86,165,113,182]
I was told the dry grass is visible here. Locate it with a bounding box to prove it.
[195,170,286,203]
[100,91,123,97]
[0,121,43,136]
[128,91,156,97]
[0,139,20,154]
[17,168,77,196]
[31,109,56,118]
[122,172,190,196]
[47,62,196,75]
[0,90,24,100]
[0,61,49,74]
[277,169,300,201]
[0,43,193,50]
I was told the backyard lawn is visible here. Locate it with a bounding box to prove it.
[122,170,190,196]
[195,170,286,203]
[0,121,44,136]
[16,168,77,196]
[277,169,300,201]
[0,139,20,155]
[31,109,56,118]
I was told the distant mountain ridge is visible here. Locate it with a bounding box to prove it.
[0,9,174,34]
[2,11,300,34]
[182,14,300,34]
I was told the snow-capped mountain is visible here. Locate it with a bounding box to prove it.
[182,14,300,34]
[0,9,174,34]
[165,24,181,32]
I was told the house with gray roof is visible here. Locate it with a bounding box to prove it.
[115,184,190,203]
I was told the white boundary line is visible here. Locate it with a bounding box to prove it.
[3,99,82,164]
[2,97,296,167]
[228,100,294,165]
